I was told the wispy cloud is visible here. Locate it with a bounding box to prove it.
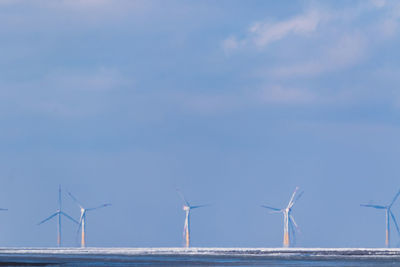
[250,11,321,47]
[44,68,130,92]
[223,10,322,52]
[373,1,400,38]
[0,0,154,30]
[220,2,400,110]
[265,32,367,78]
[370,0,387,8]
[257,85,316,105]
[164,85,318,115]
[0,68,132,118]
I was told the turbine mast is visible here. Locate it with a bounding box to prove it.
[283,211,289,247]
[81,210,86,248]
[185,210,190,248]
[386,209,390,248]
[57,185,61,247]
[57,212,61,246]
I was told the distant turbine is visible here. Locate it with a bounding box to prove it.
[38,185,78,246]
[261,187,303,247]
[361,189,400,248]
[68,191,111,248]
[177,190,208,248]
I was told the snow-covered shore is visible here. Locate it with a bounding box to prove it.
[0,248,400,266]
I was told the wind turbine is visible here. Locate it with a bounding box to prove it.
[68,191,111,248]
[177,190,208,248]
[361,189,400,248]
[38,185,78,246]
[261,187,303,247]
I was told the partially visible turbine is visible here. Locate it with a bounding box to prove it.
[38,185,78,246]
[68,191,111,247]
[361,189,400,247]
[177,190,209,248]
[261,187,303,247]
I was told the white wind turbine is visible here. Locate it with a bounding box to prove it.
[261,187,303,247]
[177,190,209,248]
[361,189,400,248]
[68,191,111,247]
[38,185,78,246]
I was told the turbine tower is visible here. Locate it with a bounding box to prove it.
[361,189,400,247]
[177,190,208,248]
[38,185,78,246]
[261,187,303,247]
[68,191,111,248]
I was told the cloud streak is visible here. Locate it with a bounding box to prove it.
[250,11,321,47]
[0,68,132,118]
[257,85,316,105]
[219,2,400,110]
[223,10,321,52]
[266,33,367,78]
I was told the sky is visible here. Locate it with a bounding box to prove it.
[1,0,400,248]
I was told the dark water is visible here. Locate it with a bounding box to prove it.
[1,248,400,266]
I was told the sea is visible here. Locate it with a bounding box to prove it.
[1,248,400,266]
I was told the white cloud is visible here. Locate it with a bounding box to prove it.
[264,33,366,78]
[223,10,322,51]
[0,0,154,31]
[219,2,400,111]
[222,36,241,53]
[257,85,316,105]
[57,0,111,8]
[250,11,321,47]
[0,68,132,118]
[374,1,400,38]
[379,18,398,37]
[166,85,318,115]
[370,0,386,8]
[44,68,130,92]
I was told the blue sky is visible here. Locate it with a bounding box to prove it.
[1,0,400,248]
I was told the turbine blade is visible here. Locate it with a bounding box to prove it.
[360,204,386,209]
[289,214,299,230]
[86,203,111,211]
[60,211,79,224]
[190,204,210,209]
[76,213,84,234]
[67,191,84,209]
[38,212,59,225]
[176,189,190,206]
[287,187,300,209]
[288,218,297,246]
[261,205,281,212]
[390,210,400,236]
[58,185,62,211]
[0,208,7,211]
[76,222,82,239]
[291,191,304,208]
[390,189,400,207]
